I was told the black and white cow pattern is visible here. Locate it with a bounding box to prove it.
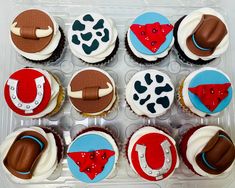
[129,70,174,117]
[70,13,112,56]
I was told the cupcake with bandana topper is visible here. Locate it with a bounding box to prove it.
[125,12,174,64]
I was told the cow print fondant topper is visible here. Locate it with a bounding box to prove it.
[69,13,113,56]
[126,70,174,118]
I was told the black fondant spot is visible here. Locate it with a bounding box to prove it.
[83,14,94,22]
[133,94,139,101]
[134,81,147,94]
[72,34,80,45]
[93,19,104,30]
[147,103,156,113]
[155,84,173,95]
[72,20,85,31]
[81,32,92,41]
[101,28,109,42]
[156,96,170,108]
[140,95,150,105]
[144,73,153,85]
[96,31,102,36]
[156,75,164,83]
[82,39,99,55]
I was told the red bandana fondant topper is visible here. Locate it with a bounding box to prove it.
[68,149,115,180]
[189,83,231,112]
[4,69,51,116]
[130,22,173,53]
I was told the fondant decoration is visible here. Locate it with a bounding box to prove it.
[128,127,178,181]
[70,13,112,56]
[186,15,227,57]
[4,68,51,116]
[68,68,115,114]
[129,12,174,56]
[189,83,231,112]
[126,70,174,117]
[195,130,235,175]
[68,149,115,180]
[135,140,172,180]
[68,82,113,100]
[4,131,48,179]
[10,9,54,53]
[130,22,173,53]
[11,22,53,39]
[67,130,118,183]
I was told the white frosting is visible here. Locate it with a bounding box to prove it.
[68,67,116,116]
[182,67,231,117]
[68,13,118,63]
[127,126,179,179]
[68,130,119,179]
[10,9,62,61]
[186,126,234,177]
[0,127,58,183]
[126,69,174,118]
[177,8,229,61]
[127,29,174,61]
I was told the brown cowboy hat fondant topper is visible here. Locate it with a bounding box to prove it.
[10,9,54,53]
[186,15,227,57]
[4,131,48,179]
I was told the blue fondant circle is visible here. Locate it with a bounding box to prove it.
[130,12,173,55]
[67,133,115,183]
[188,70,232,114]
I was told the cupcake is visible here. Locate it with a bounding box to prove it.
[125,12,174,64]
[173,8,229,65]
[0,126,64,183]
[180,125,235,177]
[67,127,119,183]
[10,9,65,64]
[178,67,232,117]
[126,69,174,118]
[126,126,179,181]
[4,68,65,118]
[67,67,117,117]
[68,13,119,65]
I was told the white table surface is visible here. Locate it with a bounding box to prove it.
[0,0,235,187]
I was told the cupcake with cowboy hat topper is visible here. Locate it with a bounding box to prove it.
[173,8,229,65]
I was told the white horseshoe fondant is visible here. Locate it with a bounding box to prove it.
[135,140,172,180]
[7,76,45,114]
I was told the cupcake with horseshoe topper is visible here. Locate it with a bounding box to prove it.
[126,126,179,181]
[4,68,65,118]
[67,67,117,117]
[10,9,65,63]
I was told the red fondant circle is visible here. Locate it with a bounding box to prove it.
[4,68,51,116]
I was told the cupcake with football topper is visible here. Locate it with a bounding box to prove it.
[10,9,65,64]
[126,126,179,181]
[4,68,65,118]
[179,125,235,177]
[125,12,174,64]
[67,127,119,183]
[173,8,229,65]
[178,67,233,117]
[0,126,64,183]
[126,69,175,118]
[68,13,119,65]
[67,67,117,117]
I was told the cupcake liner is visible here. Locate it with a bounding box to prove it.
[124,33,170,65]
[23,27,66,65]
[173,16,214,65]
[79,37,119,66]
[45,73,66,118]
